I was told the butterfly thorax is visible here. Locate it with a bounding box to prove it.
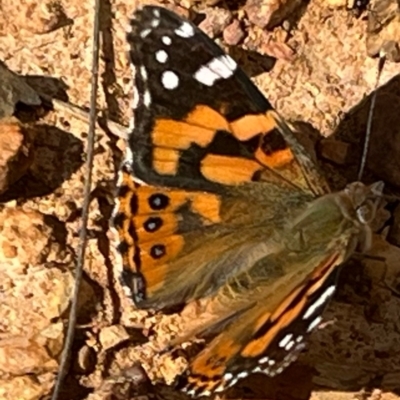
[201,181,383,318]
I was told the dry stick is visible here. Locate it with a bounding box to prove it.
[40,95,129,140]
[50,0,101,399]
[357,54,386,181]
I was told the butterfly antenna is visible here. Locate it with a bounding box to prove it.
[357,53,386,181]
[50,1,101,399]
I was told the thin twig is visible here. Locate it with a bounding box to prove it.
[50,0,101,399]
[357,54,386,181]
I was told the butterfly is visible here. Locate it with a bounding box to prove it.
[112,5,383,397]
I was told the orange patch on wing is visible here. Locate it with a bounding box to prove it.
[230,113,277,141]
[201,154,262,184]
[185,105,230,131]
[153,119,216,149]
[250,311,272,333]
[152,147,180,175]
[191,337,241,377]
[241,297,307,358]
[138,234,184,293]
[140,263,172,297]
[190,193,221,223]
[306,253,341,295]
[255,146,294,169]
[270,285,304,323]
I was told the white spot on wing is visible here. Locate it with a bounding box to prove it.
[259,356,269,364]
[303,285,335,320]
[208,55,237,79]
[143,90,151,107]
[140,28,151,38]
[285,340,295,351]
[194,65,219,86]
[161,70,179,90]
[307,315,323,332]
[155,49,168,63]
[140,66,148,81]
[237,371,248,379]
[279,333,293,348]
[175,21,194,38]
[214,385,225,393]
[193,55,237,86]
[150,18,160,28]
[296,335,304,343]
[223,372,233,381]
[153,8,160,18]
[162,36,172,45]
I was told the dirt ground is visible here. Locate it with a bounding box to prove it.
[1,0,400,399]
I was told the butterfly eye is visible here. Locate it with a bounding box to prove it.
[356,202,374,224]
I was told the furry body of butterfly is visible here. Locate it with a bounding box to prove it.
[113,5,384,397]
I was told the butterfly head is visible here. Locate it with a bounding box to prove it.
[340,181,384,253]
[344,181,384,225]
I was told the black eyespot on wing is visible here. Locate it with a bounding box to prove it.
[148,193,170,210]
[150,244,166,259]
[144,216,163,232]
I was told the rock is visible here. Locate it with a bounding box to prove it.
[319,138,352,165]
[0,375,50,400]
[0,61,41,118]
[0,118,35,194]
[99,325,130,351]
[0,335,58,376]
[366,0,400,61]
[198,7,232,38]
[75,344,96,374]
[245,0,303,29]
[223,20,246,45]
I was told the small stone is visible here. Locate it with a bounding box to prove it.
[99,325,129,351]
[75,344,96,374]
[245,0,303,29]
[318,139,352,165]
[198,7,232,38]
[0,62,41,118]
[366,0,400,61]
[223,20,245,45]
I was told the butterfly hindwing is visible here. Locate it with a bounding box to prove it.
[178,252,342,396]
